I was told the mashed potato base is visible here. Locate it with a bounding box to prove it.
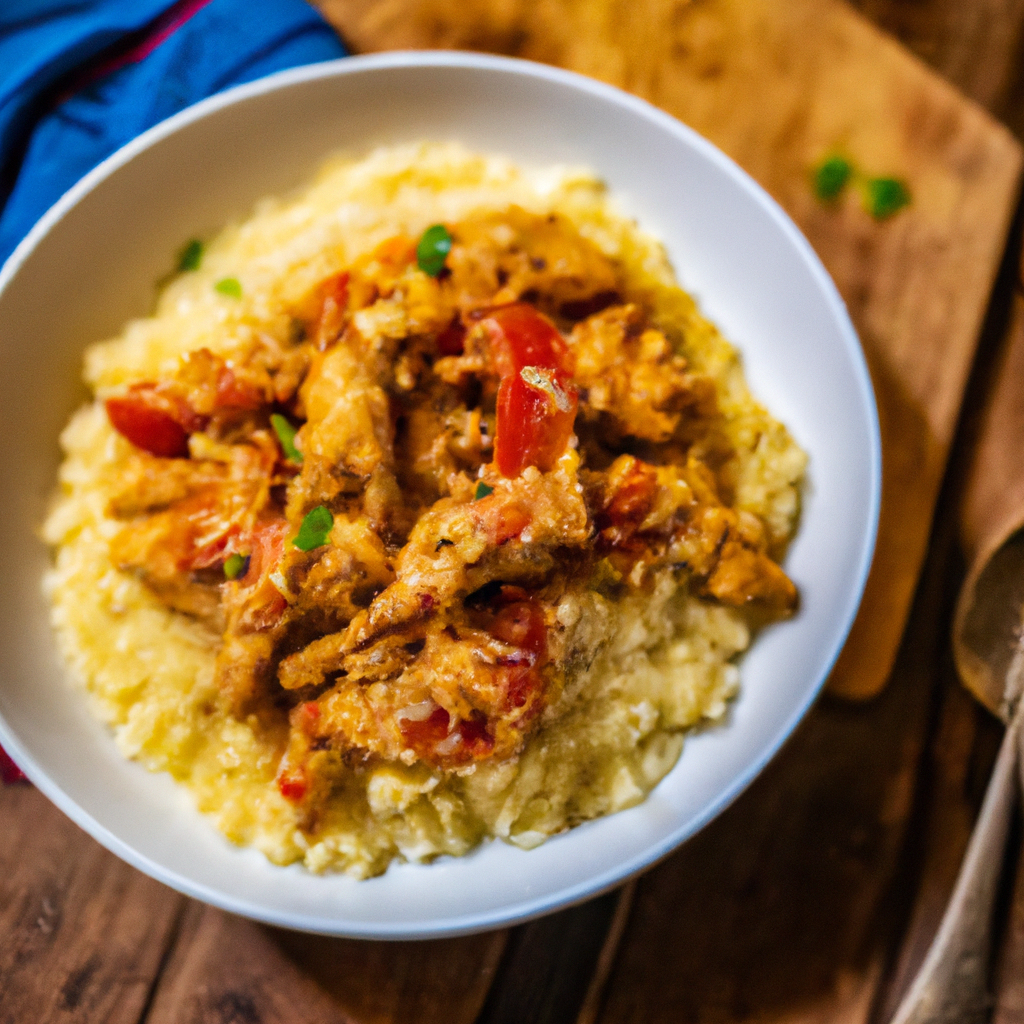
[43,143,805,877]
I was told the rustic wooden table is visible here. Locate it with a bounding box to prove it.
[6,2,1024,1021]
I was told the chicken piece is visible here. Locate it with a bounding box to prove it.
[445,207,621,316]
[297,338,393,478]
[275,590,553,800]
[110,436,279,622]
[571,304,718,442]
[592,454,797,612]
[342,449,589,655]
[107,453,227,517]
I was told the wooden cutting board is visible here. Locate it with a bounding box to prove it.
[319,0,1024,700]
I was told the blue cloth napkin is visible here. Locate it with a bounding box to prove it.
[0,0,347,266]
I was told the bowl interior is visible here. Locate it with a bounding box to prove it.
[0,52,879,938]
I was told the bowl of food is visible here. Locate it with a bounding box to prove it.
[0,51,879,938]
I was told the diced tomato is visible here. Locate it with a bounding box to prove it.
[106,384,204,458]
[494,367,578,477]
[312,271,350,350]
[277,769,308,803]
[501,664,542,711]
[595,457,660,550]
[215,365,264,410]
[489,599,547,664]
[187,528,236,571]
[480,302,575,377]
[400,706,451,748]
[436,317,466,356]
[243,517,288,585]
[400,706,494,765]
[237,517,289,628]
[456,712,494,757]
[605,457,658,526]
[471,496,531,545]
[298,701,321,733]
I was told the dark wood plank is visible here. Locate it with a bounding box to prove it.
[473,889,624,1024]
[143,901,507,1024]
[274,923,507,1024]
[0,785,184,1024]
[848,0,1024,135]
[143,904,358,1024]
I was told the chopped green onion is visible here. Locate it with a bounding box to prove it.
[416,224,453,277]
[223,553,248,580]
[293,505,333,551]
[865,177,911,220]
[215,277,242,298]
[813,156,852,201]
[177,239,204,272]
[270,413,303,463]
[474,481,494,500]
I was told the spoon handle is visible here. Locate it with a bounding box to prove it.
[889,706,1022,1024]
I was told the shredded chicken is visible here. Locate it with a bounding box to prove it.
[102,206,798,814]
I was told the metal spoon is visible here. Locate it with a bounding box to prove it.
[889,528,1024,1024]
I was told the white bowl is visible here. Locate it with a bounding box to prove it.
[0,52,879,938]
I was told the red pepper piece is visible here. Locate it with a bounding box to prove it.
[494,366,578,477]
[105,384,203,458]
[480,302,575,377]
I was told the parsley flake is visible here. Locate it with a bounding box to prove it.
[474,481,494,500]
[215,277,242,298]
[223,553,249,580]
[813,156,852,201]
[866,177,911,220]
[177,239,204,272]
[293,505,333,551]
[416,224,452,277]
[270,413,303,463]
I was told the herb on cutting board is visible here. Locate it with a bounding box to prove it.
[812,153,911,220]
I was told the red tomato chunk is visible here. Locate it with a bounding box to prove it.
[105,384,202,458]
[495,367,578,477]
[480,302,575,377]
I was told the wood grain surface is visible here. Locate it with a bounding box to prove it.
[318,0,1024,701]
[6,2,1024,1023]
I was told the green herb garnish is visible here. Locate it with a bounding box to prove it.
[215,277,242,298]
[270,413,303,463]
[813,156,852,202]
[865,177,911,220]
[223,553,248,580]
[177,239,204,272]
[474,481,494,500]
[293,505,333,551]
[416,224,453,277]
